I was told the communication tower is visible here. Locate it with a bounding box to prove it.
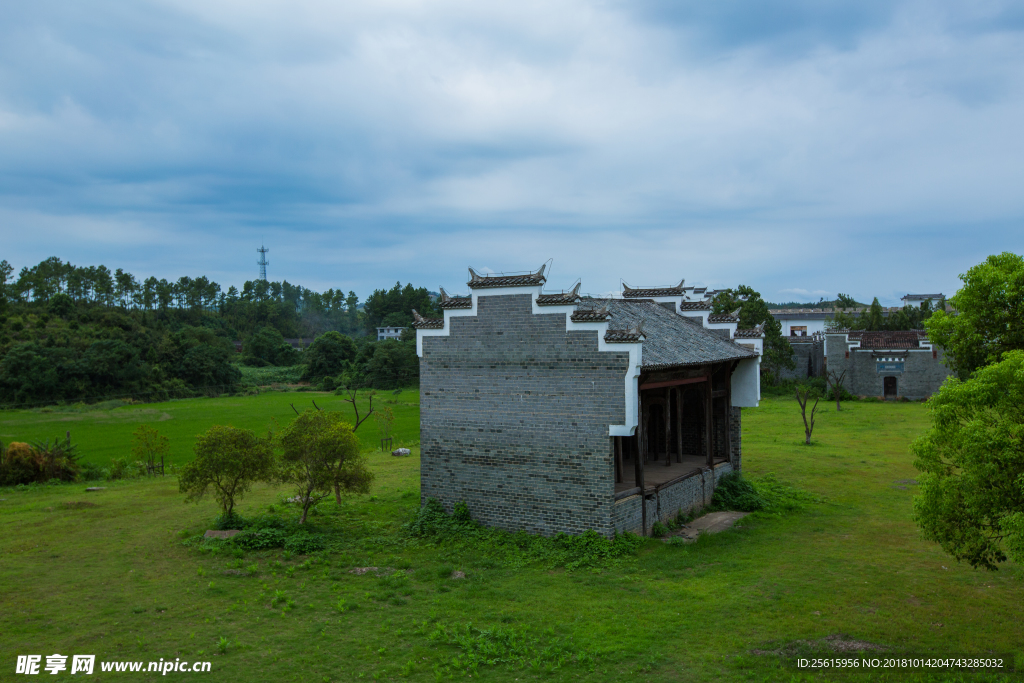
[257,244,269,280]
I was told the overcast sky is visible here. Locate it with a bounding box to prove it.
[1,0,1022,305]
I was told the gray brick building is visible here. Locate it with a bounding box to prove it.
[413,266,764,537]
[824,330,952,400]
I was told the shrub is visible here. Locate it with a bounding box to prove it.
[283,534,326,555]
[709,472,768,512]
[650,521,668,538]
[233,527,287,550]
[0,442,39,486]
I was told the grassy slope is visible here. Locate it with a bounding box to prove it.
[0,389,420,465]
[0,396,1021,683]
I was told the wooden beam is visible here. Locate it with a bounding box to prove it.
[640,376,708,391]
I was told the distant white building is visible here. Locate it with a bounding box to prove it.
[377,326,407,341]
[901,293,944,309]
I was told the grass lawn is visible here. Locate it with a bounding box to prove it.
[0,388,420,466]
[0,395,1020,682]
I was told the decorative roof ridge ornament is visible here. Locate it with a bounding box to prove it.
[439,287,450,303]
[466,263,548,289]
[622,277,686,298]
[731,307,742,318]
[411,309,425,323]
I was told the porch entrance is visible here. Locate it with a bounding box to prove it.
[613,362,736,496]
[884,376,898,399]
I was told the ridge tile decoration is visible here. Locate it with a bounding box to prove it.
[411,309,444,329]
[622,278,686,298]
[467,264,547,289]
[679,301,712,311]
[437,287,472,310]
[535,282,582,306]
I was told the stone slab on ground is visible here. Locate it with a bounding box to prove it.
[204,529,241,539]
[391,448,411,457]
[85,487,106,492]
[669,511,748,542]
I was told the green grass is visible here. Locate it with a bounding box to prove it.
[0,388,420,466]
[0,395,1020,682]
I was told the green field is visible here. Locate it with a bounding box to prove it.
[1,395,1021,682]
[0,389,420,466]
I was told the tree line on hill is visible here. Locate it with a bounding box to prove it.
[0,257,439,407]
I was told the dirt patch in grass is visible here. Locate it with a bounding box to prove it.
[752,633,887,656]
[60,501,97,509]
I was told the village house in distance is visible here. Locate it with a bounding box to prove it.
[769,294,952,398]
[412,265,765,537]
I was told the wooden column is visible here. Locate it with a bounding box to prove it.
[676,387,683,463]
[636,393,647,536]
[725,373,733,466]
[664,388,672,466]
[614,436,623,483]
[705,371,714,467]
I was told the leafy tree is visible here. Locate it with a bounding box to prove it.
[926,252,1024,379]
[131,424,170,473]
[48,292,74,319]
[863,297,885,331]
[835,293,858,308]
[179,425,275,520]
[713,285,795,383]
[176,344,241,392]
[362,282,437,334]
[243,326,287,366]
[912,351,1024,570]
[302,331,357,381]
[278,409,373,521]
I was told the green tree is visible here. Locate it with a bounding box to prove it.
[835,293,858,308]
[179,425,275,520]
[278,409,373,521]
[243,326,286,366]
[131,424,170,473]
[863,297,885,331]
[362,282,437,334]
[301,331,357,381]
[912,351,1024,570]
[925,252,1024,379]
[712,285,795,383]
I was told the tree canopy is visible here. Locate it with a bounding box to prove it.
[278,409,372,522]
[912,350,1024,570]
[179,425,275,519]
[362,282,437,334]
[926,252,1024,379]
[712,285,795,382]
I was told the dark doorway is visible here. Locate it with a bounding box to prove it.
[883,376,897,399]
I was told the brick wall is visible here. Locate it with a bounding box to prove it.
[825,334,952,400]
[420,293,631,536]
[611,462,734,534]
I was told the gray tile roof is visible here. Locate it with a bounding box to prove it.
[622,279,685,298]
[584,299,757,369]
[467,265,547,289]
[679,301,711,311]
[438,287,472,309]
[411,309,444,329]
[536,282,581,306]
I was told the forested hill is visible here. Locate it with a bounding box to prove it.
[0,257,439,408]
